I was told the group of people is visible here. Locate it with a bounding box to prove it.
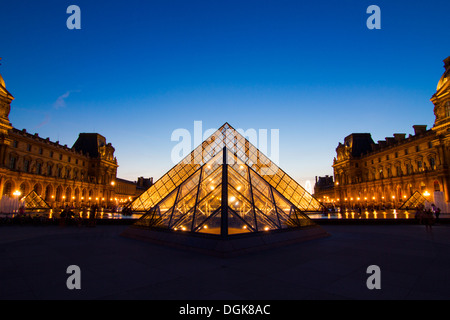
[59,204,100,227]
[415,203,441,231]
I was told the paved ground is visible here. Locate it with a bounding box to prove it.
[1,222,449,300]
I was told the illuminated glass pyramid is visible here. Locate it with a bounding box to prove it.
[129,123,323,236]
[399,191,426,210]
[21,190,51,211]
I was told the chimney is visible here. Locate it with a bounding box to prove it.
[393,133,406,141]
[378,140,387,148]
[385,137,395,145]
[413,125,427,135]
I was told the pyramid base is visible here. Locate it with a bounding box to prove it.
[121,225,330,257]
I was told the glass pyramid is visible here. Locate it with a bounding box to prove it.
[399,191,426,210]
[21,190,51,211]
[131,123,322,235]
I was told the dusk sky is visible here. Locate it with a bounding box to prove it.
[1,0,449,192]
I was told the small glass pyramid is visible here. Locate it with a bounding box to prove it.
[21,190,51,211]
[399,191,426,210]
[131,123,322,235]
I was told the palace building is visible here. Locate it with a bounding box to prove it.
[0,63,147,209]
[315,56,450,212]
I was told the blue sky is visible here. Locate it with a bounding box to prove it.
[1,0,449,191]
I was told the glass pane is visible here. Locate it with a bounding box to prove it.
[177,169,201,201]
[272,189,293,227]
[228,209,252,234]
[252,188,279,228]
[197,210,222,235]
[228,167,252,201]
[193,186,222,230]
[227,185,256,230]
[172,210,194,232]
[255,208,278,232]
[198,166,222,201]
[157,187,178,216]
[170,186,198,227]
[249,169,272,200]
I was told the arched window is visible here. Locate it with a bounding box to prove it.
[3,182,12,196]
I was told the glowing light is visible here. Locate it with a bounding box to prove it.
[203,225,208,229]
[264,227,269,231]
[423,190,431,197]
[229,196,236,202]
[237,186,241,191]
[111,181,115,186]
[13,190,21,197]
[181,226,186,231]
[210,186,215,190]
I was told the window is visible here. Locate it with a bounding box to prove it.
[39,148,43,155]
[405,149,408,155]
[68,157,71,163]
[59,154,63,160]
[27,144,31,152]
[386,155,389,160]
[13,141,18,148]
[57,167,62,178]
[395,152,398,158]
[428,141,433,148]
[47,164,53,176]
[429,158,436,170]
[417,160,423,171]
[23,159,30,173]
[36,162,42,175]
[9,155,17,170]
[415,146,420,152]
[406,163,412,175]
[50,151,54,158]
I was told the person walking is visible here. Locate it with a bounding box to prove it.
[423,208,435,232]
[431,203,441,223]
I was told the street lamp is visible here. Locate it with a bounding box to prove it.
[13,190,21,197]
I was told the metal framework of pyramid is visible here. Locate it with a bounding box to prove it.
[399,191,426,210]
[128,123,323,236]
[21,190,51,211]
